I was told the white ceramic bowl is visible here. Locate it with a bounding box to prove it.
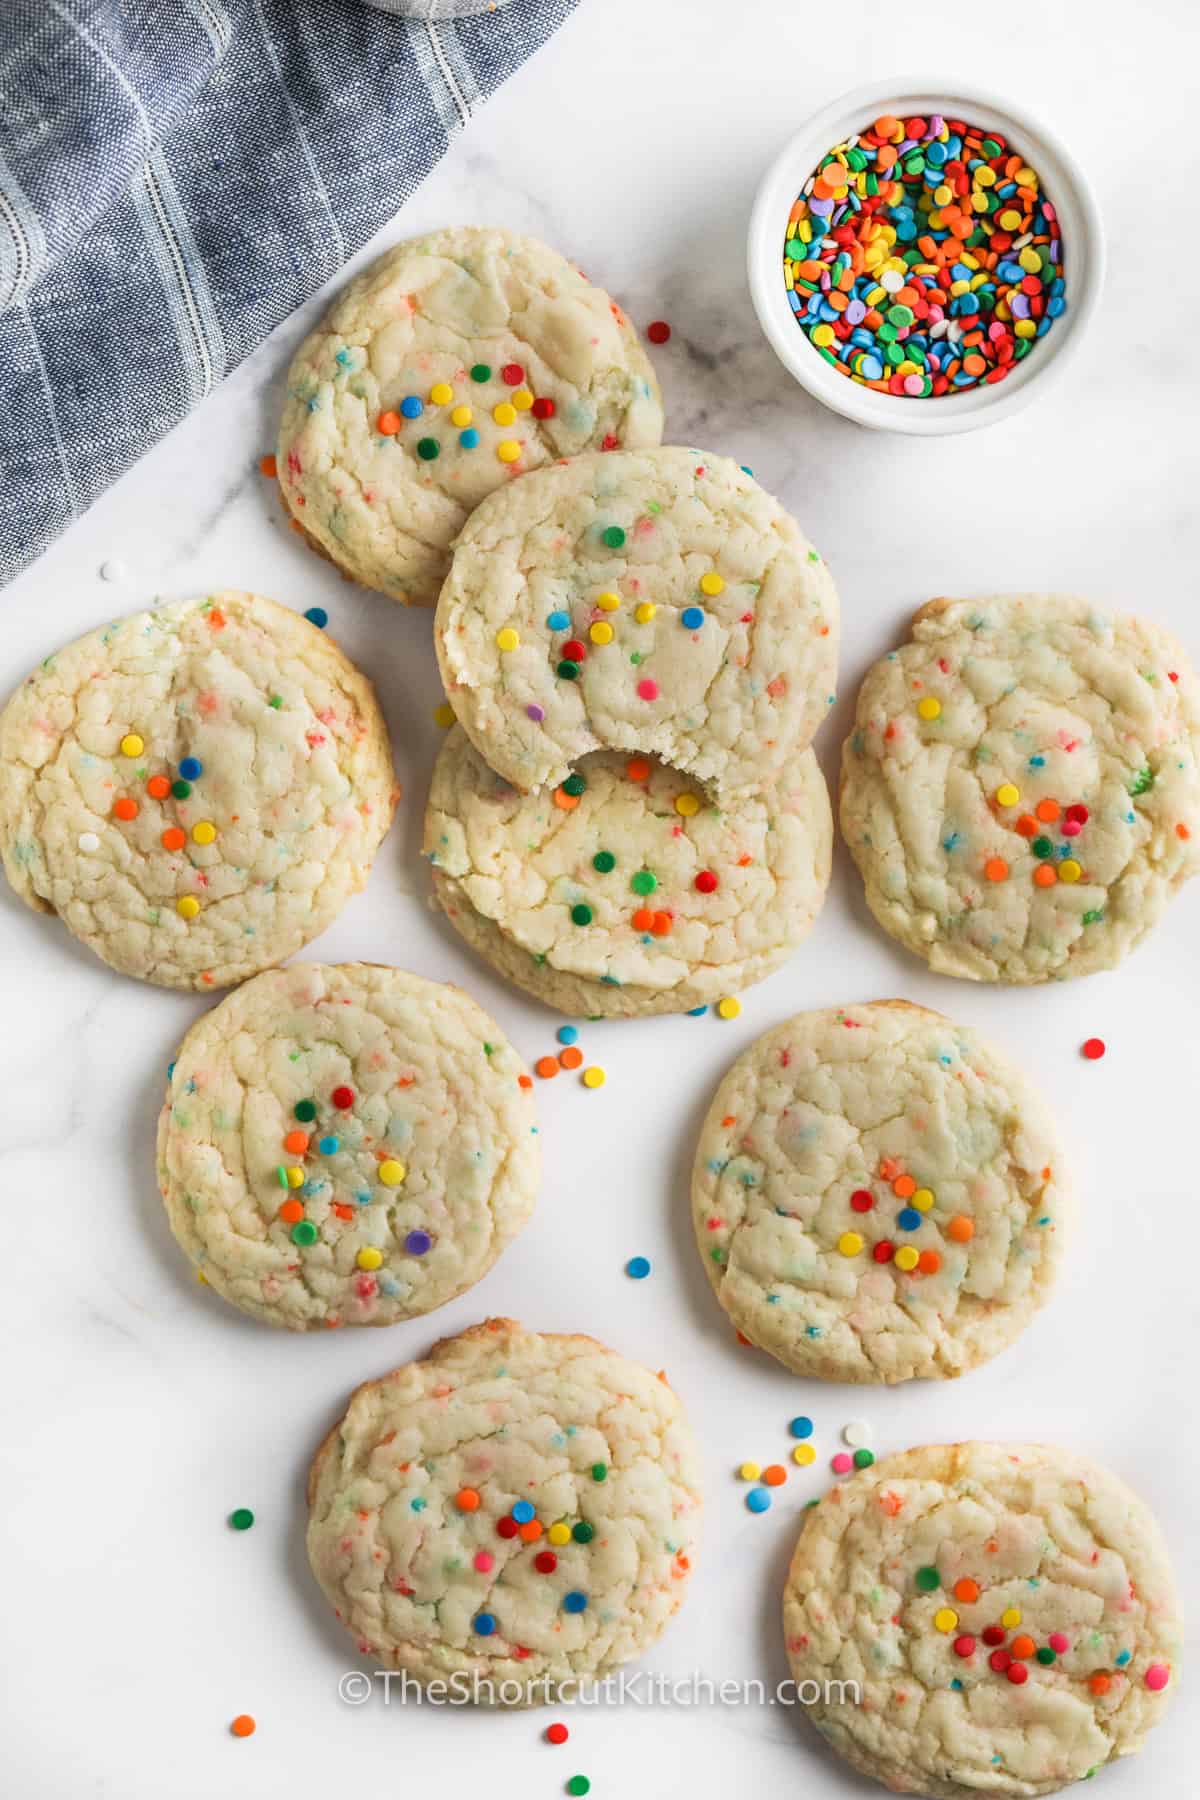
[747,79,1105,434]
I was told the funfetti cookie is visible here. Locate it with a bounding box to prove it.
[691,1001,1069,1382]
[307,1317,702,1701]
[840,594,1200,982]
[157,965,538,1330]
[435,447,839,803]
[783,1441,1181,1799]
[277,227,664,608]
[0,593,397,990]
[423,726,832,1017]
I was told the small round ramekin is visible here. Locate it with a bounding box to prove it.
[747,78,1105,435]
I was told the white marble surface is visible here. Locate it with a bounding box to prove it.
[2,2,1198,1794]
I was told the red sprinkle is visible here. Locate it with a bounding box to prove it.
[953,1635,976,1659]
[694,870,719,893]
[501,363,524,385]
[982,1625,1007,1647]
[1006,1662,1029,1686]
[531,396,555,419]
[850,1189,874,1213]
[546,1723,569,1745]
[496,1517,520,1539]
[872,1240,894,1263]
[534,1551,558,1574]
[1082,1038,1105,1061]
[562,640,587,664]
[331,1086,355,1108]
[646,320,671,344]
[989,1649,1012,1673]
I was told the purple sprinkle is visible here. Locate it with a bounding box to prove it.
[405,1230,432,1256]
[845,299,867,325]
[808,197,833,217]
[929,115,945,135]
[526,704,545,722]
[1010,293,1031,319]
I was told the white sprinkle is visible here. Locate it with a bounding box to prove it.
[929,320,949,340]
[880,269,904,294]
[78,831,101,853]
[1012,232,1033,250]
[99,558,128,584]
[842,1420,872,1448]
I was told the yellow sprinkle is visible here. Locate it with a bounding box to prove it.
[837,1231,864,1257]
[496,440,521,463]
[191,821,217,845]
[495,627,520,652]
[1015,167,1038,187]
[492,401,516,426]
[119,733,144,758]
[433,702,456,727]
[792,1444,816,1467]
[975,166,996,188]
[1001,1607,1022,1629]
[196,1269,208,1285]
[1014,319,1037,339]
[812,324,835,348]
[1018,247,1042,275]
[176,895,201,920]
[995,783,1020,808]
[356,1246,383,1271]
[934,1608,959,1634]
[894,1245,919,1272]
[285,1166,304,1188]
[916,696,942,721]
[450,404,472,428]
[378,1159,407,1186]
[1059,859,1082,883]
[582,1066,606,1089]
[674,793,701,817]
[634,602,656,624]
[738,1462,761,1481]
[934,184,952,207]
[717,997,741,1020]
[912,1187,935,1212]
[596,592,621,612]
[699,571,725,597]
[589,622,614,645]
[512,388,534,411]
[429,382,454,405]
[998,208,1022,230]
[548,1522,571,1546]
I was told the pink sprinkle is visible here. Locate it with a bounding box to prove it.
[637,678,659,701]
[903,374,923,395]
[1145,1663,1170,1691]
[474,1551,494,1573]
[1048,1632,1070,1654]
[526,704,545,722]
[1061,819,1081,836]
[830,1453,853,1475]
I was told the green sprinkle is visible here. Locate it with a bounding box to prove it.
[602,526,626,549]
[1032,836,1053,859]
[590,1462,607,1482]
[276,1166,290,1188]
[572,1521,595,1543]
[915,1566,941,1592]
[567,1781,590,1797]
[290,1220,318,1246]
[269,695,283,708]
[562,773,586,797]
[417,438,439,461]
[294,1100,317,1122]
[1082,909,1104,926]
[557,661,580,681]
[1130,766,1154,796]
[229,1508,255,1531]
[470,363,491,382]
[592,850,615,873]
[630,869,657,896]
[853,1448,875,1469]
[171,779,192,800]
[1036,1646,1057,1665]
[570,904,593,926]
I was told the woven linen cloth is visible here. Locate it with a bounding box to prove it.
[0,0,580,589]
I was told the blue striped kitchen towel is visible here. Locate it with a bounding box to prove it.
[0,0,580,590]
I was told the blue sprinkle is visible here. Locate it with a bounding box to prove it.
[1116,1650,1131,1667]
[897,1207,922,1231]
[512,1500,535,1524]
[740,465,754,476]
[746,1488,771,1514]
[459,428,480,449]
[557,1025,579,1045]
[547,610,570,631]
[1029,754,1046,767]
[563,1590,588,1613]
[167,1061,176,1081]
[474,1612,496,1636]
[399,396,423,419]
[687,1005,708,1016]
[626,1256,651,1280]
[304,607,328,629]
[789,1416,813,1439]
[680,606,705,630]
[178,756,202,780]
[410,1496,426,1512]
[318,1136,340,1155]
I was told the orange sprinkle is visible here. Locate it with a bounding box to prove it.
[632,907,655,931]
[456,1488,480,1512]
[1015,814,1038,838]
[762,1465,787,1487]
[917,1249,941,1274]
[230,1715,256,1739]
[984,857,1008,882]
[1089,1672,1113,1696]
[953,1579,980,1604]
[878,1157,901,1182]
[947,1215,975,1243]
[161,826,186,850]
[553,787,579,811]
[1011,1634,1036,1660]
[721,1115,736,1128]
[893,1174,916,1199]
[1033,863,1058,887]
[283,1130,309,1155]
[626,758,651,782]
[259,453,278,478]
[535,1056,559,1079]
[377,410,401,436]
[558,1046,583,1071]
[1177,822,1191,840]
[1034,798,1060,823]
[518,1074,532,1090]
[278,1199,304,1224]
[147,774,171,799]
[650,910,672,936]
[208,608,226,629]
[519,1519,543,1542]
[332,1203,355,1220]
[113,796,138,821]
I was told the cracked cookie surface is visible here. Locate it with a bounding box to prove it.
[0,592,397,989]
[783,1441,1181,1798]
[840,594,1200,982]
[307,1317,701,1700]
[692,1001,1068,1382]
[435,447,838,801]
[277,227,663,607]
[424,726,831,1016]
[157,964,538,1330]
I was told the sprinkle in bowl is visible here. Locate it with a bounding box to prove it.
[747,79,1105,434]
